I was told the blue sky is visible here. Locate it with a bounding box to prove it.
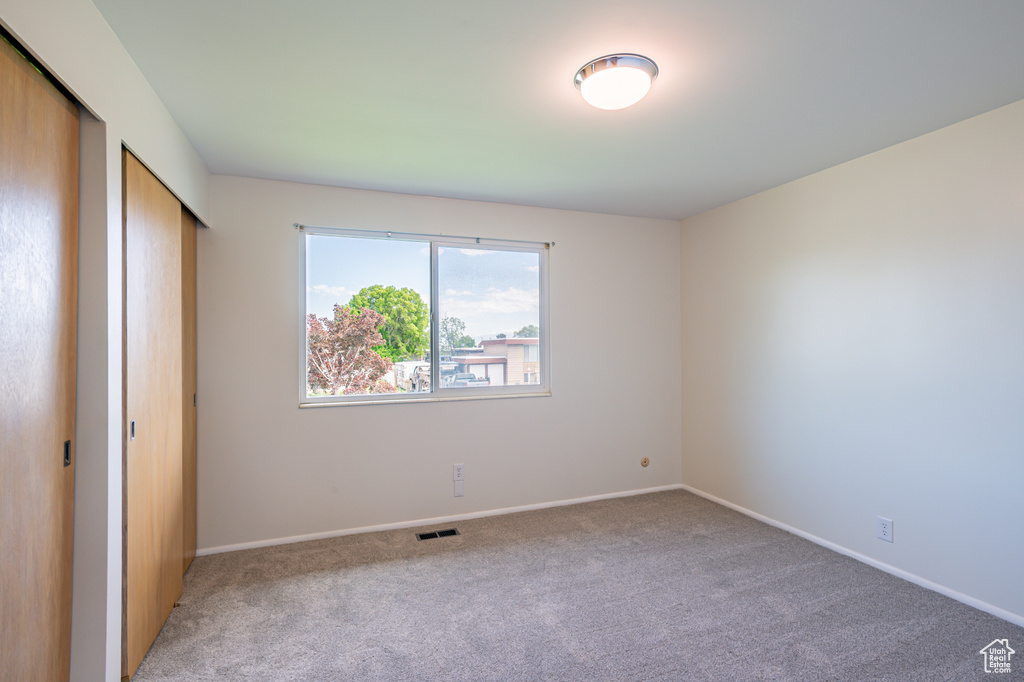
[306,234,540,342]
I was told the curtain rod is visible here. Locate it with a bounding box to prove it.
[294,223,553,248]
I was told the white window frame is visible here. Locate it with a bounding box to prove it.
[299,226,551,406]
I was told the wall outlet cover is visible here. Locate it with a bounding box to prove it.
[877,516,893,543]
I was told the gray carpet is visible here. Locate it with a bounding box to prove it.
[133,490,1022,681]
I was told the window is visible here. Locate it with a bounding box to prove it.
[301,226,549,405]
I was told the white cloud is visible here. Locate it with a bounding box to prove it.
[445,288,473,296]
[441,287,539,317]
[459,248,491,257]
[307,284,348,299]
[527,265,539,272]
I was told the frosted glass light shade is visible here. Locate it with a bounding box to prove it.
[580,67,651,110]
[574,54,658,110]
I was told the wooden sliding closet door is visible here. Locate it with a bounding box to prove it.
[182,207,198,572]
[123,151,183,679]
[0,35,79,682]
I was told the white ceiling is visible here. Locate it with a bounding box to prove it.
[92,0,1024,221]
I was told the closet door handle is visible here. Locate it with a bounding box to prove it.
[130,420,136,441]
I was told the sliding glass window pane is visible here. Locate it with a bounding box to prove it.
[437,246,542,389]
[305,234,430,397]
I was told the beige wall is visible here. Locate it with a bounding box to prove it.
[198,176,683,551]
[680,99,1024,622]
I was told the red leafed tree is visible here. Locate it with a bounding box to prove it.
[307,305,397,395]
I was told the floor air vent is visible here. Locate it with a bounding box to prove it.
[416,528,460,541]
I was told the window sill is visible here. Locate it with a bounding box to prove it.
[299,390,551,408]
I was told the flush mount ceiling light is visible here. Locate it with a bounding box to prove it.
[574,53,659,110]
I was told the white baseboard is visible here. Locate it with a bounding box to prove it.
[196,484,685,557]
[678,483,1024,629]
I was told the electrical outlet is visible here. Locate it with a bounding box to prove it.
[453,464,465,482]
[877,516,893,543]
